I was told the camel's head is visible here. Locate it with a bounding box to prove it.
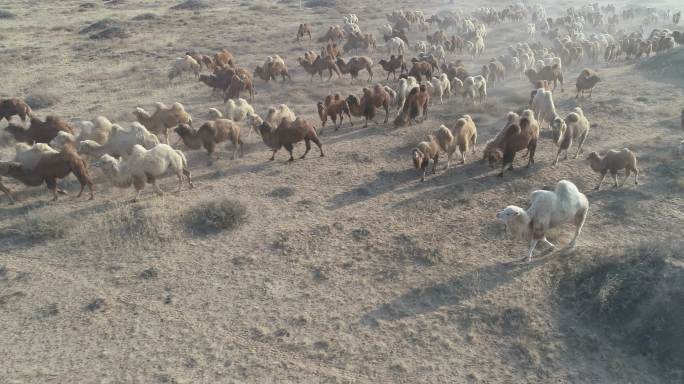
[0,161,22,176]
[496,206,525,222]
[485,147,503,168]
[95,154,119,172]
[174,123,195,138]
[550,116,566,143]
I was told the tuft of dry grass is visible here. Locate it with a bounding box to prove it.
[305,0,343,7]
[556,241,684,371]
[111,205,173,243]
[25,92,60,110]
[1,211,73,243]
[84,298,106,312]
[511,339,541,367]
[89,26,130,40]
[638,46,684,79]
[131,13,159,21]
[185,198,247,235]
[391,233,443,266]
[268,187,295,199]
[34,303,59,320]
[81,201,179,255]
[248,4,271,12]
[171,0,211,10]
[79,18,120,34]
[0,9,15,19]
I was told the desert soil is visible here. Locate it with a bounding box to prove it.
[0,0,683,383]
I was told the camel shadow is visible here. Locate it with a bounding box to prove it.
[360,258,547,326]
[327,167,417,210]
[192,160,277,183]
[318,122,387,146]
[0,198,49,216]
[328,151,548,210]
[392,157,547,209]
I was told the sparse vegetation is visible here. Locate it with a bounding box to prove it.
[90,26,130,40]
[185,198,247,235]
[347,152,372,163]
[391,234,443,266]
[78,3,98,11]
[1,211,73,243]
[511,339,541,367]
[1,1,683,382]
[140,267,159,279]
[78,18,129,39]
[171,0,211,10]
[351,228,370,240]
[638,47,684,78]
[34,303,59,319]
[71,202,178,257]
[25,92,60,109]
[131,13,158,21]
[305,0,342,7]
[248,4,271,12]
[0,9,15,19]
[79,18,123,34]
[557,242,684,371]
[84,298,106,312]
[267,186,295,198]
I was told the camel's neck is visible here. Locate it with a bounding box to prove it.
[93,144,110,159]
[107,162,133,187]
[181,133,203,149]
[588,158,603,172]
[260,129,279,149]
[348,101,363,115]
[506,212,531,241]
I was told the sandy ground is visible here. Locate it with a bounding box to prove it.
[1,0,683,383]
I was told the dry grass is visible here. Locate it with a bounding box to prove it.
[79,18,123,35]
[0,211,73,243]
[268,186,296,198]
[1,0,683,382]
[25,92,61,110]
[89,26,130,40]
[131,13,158,21]
[184,198,247,235]
[556,241,684,373]
[0,9,15,19]
[638,46,684,79]
[171,0,211,10]
[305,0,343,7]
[106,204,174,244]
[391,233,443,266]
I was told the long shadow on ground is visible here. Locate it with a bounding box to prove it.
[360,257,548,326]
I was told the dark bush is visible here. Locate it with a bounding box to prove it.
[268,187,295,199]
[185,199,247,235]
[557,241,684,370]
[171,0,211,10]
[89,26,130,40]
[131,13,158,21]
[79,18,122,34]
[25,93,60,109]
[0,10,16,19]
[1,212,73,243]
